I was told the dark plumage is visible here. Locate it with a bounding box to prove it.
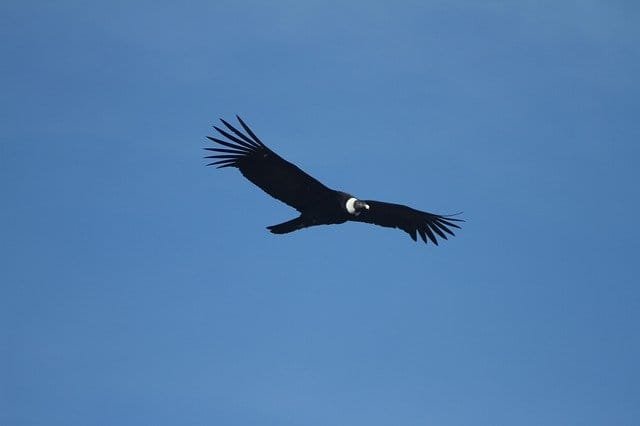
[205,116,463,245]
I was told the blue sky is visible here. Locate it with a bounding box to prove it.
[2,1,639,425]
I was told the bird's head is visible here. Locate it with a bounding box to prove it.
[345,197,370,216]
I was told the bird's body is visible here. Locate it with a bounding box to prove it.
[205,116,462,246]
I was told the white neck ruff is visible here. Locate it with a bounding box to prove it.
[346,197,359,215]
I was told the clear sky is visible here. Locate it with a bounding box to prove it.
[2,1,639,425]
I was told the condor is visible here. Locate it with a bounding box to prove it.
[205,116,463,246]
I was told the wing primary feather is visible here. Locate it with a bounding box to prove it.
[432,220,455,236]
[206,160,236,167]
[204,147,248,155]
[445,211,465,218]
[441,214,465,222]
[204,157,239,163]
[423,226,439,245]
[409,229,417,241]
[220,118,259,146]
[236,115,267,148]
[436,218,462,229]
[417,228,427,243]
[206,136,252,152]
[213,126,259,150]
[210,159,236,164]
[205,154,242,159]
[429,223,447,239]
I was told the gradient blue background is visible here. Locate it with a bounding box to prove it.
[2,1,639,425]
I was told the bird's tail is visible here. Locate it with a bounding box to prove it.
[267,216,307,234]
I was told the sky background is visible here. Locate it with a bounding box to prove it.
[2,1,639,425]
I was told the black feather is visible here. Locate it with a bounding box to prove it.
[213,126,259,150]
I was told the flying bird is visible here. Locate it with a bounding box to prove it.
[205,116,463,245]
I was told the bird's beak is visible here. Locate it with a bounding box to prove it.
[355,200,370,211]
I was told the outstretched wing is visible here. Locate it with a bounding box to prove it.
[205,116,333,212]
[351,200,463,245]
